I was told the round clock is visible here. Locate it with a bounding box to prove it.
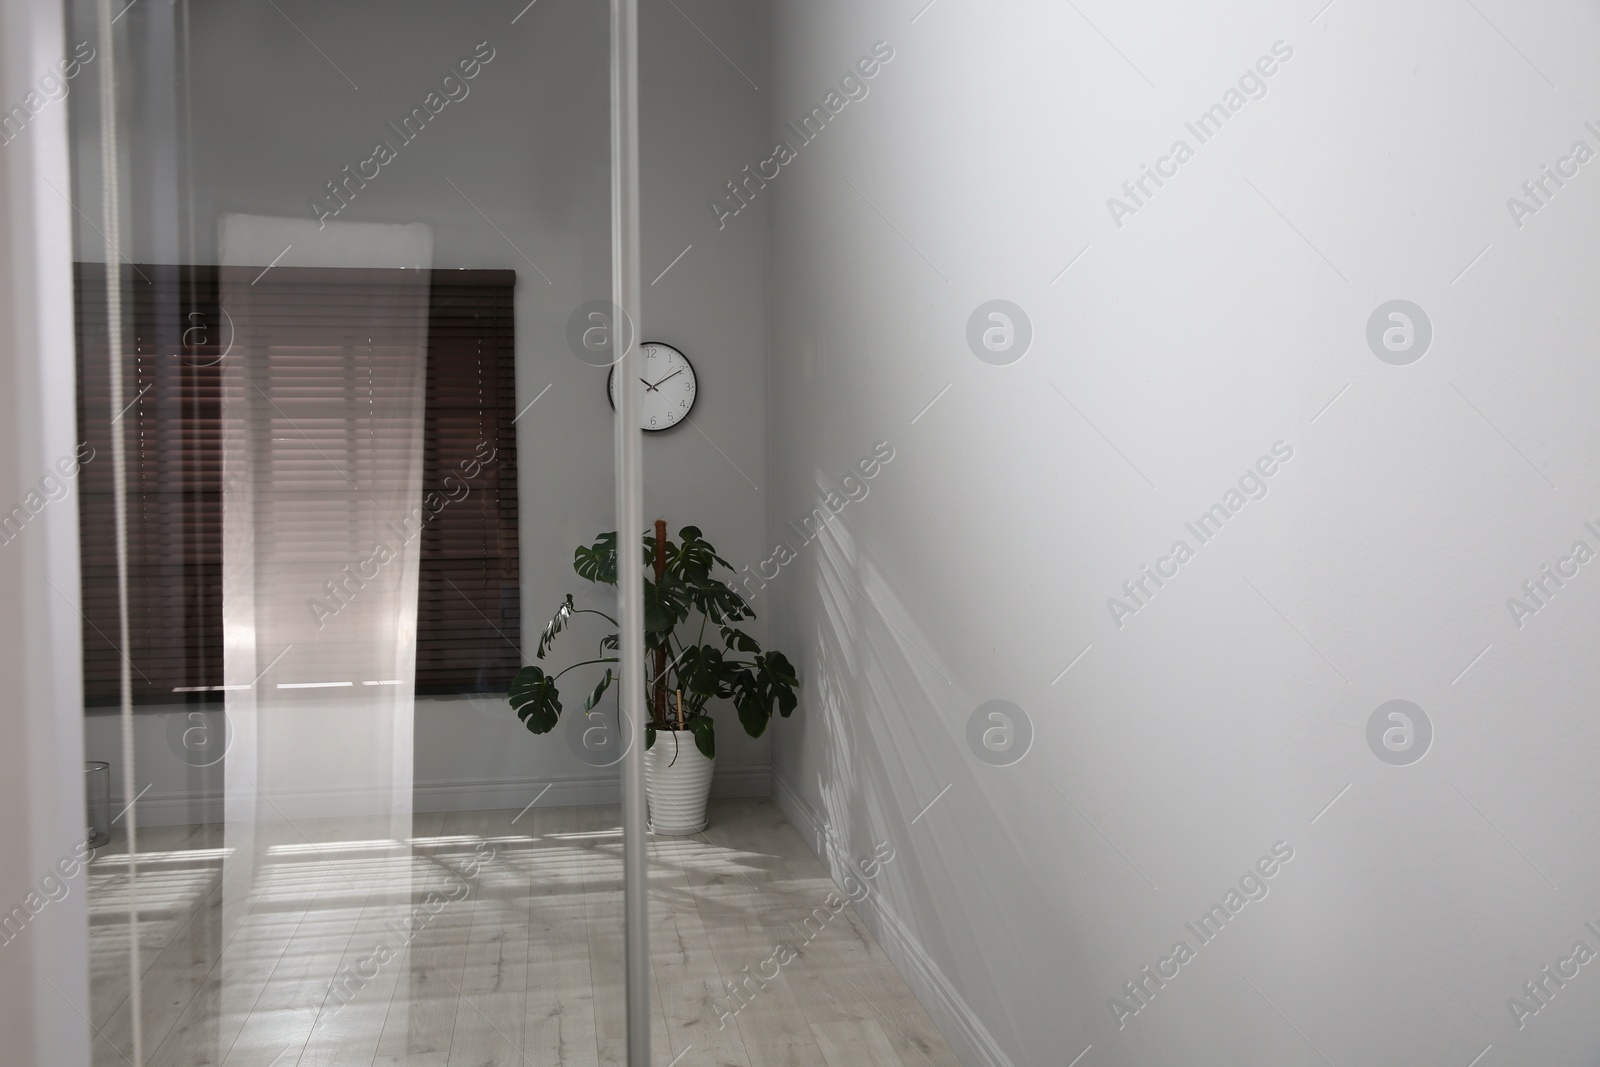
[608,341,697,432]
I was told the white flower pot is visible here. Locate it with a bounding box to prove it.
[645,731,713,835]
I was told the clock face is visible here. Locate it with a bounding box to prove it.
[608,342,697,432]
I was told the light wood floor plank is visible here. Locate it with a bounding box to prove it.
[445,807,532,1067]
[811,1018,907,1067]
[90,799,963,1067]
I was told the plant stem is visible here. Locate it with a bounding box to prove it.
[571,608,619,627]
[551,656,619,682]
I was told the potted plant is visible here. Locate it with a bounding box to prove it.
[509,521,799,834]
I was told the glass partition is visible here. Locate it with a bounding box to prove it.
[68,1,636,1062]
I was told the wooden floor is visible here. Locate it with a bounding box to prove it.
[85,798,962,1066]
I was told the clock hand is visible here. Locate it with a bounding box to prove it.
[640,377,658,392]
[651,368,685,388]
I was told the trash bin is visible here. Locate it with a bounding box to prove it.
[85,761,110,848]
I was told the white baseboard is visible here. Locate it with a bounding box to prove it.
[415,764,771,813]
[128,764,771,827]
[771,770,1017,1067]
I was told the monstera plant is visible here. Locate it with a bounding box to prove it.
[508,524,799,771]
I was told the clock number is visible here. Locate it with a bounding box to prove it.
[609,342,694,430]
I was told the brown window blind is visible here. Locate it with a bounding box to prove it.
[415,271,521,695]
[73,263,520,705]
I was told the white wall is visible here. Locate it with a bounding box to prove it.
[77,0,773,816]
[765,1,1600,1064]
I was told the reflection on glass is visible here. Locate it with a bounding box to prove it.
[71,0,620,1062]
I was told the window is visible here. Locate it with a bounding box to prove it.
[73,264,520,704]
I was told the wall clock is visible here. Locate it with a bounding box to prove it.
[607,341,697,432]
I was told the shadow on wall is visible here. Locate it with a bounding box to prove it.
[783,490,1070,1056]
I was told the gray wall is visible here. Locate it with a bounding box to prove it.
[80,0,772,816]
[764,1,1600,1064]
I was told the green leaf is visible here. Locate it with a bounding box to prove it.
[645,724,656,750]
[677,526,736,575]
[537,594,576,660]
[574,532,619,585]
[508,665,561,734]
[659,526,752,625]
[734,684,770,738]
[675,644,728,700]
[583,668,613,711]
[764,650,800,701]
[720,626,760,653]
[644,571,691,635]
[730,650,801,738]
[688,715,715,760]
